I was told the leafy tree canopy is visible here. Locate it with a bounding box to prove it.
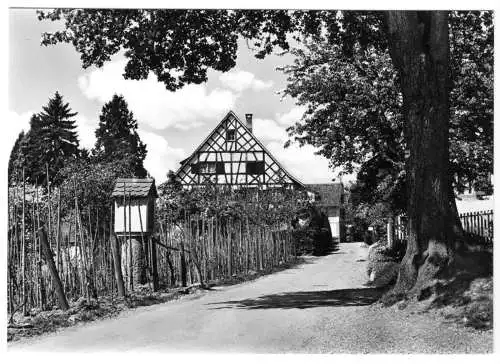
[56,158,136,227]
[281,11,492,210]
[38,10,386,90]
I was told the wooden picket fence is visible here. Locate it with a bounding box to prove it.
[459,210,493,245]
[393,210,493,246]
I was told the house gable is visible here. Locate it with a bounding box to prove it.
[175,111,304,188]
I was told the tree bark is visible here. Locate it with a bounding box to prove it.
[38,227,69,311]
[385,11,458,296]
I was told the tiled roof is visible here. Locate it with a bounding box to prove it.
[112,178,158,198]
[307,183,343,206]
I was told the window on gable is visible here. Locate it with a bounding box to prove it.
[226,129,236,141]
[246,161,265,175]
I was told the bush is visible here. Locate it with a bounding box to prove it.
[292,205,334,255]
[366,240,406,287]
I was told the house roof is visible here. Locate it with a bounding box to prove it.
[307,183,343,206]
[112,178,158,198]
[175,110,305,188]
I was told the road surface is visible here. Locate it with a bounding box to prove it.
[9,243,492,353]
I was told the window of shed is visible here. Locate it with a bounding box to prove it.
[226,129,236,141]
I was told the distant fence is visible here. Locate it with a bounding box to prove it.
[394,215,406,241]
[393,210,493,245]
[459,210,493,245]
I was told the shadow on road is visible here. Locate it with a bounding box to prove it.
[207,287,385,310]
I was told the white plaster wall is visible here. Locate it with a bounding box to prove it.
[114,198,150,233]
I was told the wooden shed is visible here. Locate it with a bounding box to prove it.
[112,178,158,236]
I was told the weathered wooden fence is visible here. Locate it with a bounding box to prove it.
[459,210,493,244]
[156,214,295,288]
[7,180,299,316]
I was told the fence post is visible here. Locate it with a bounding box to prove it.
[38,227,69,311]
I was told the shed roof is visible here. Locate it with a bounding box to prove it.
[112,178,158,198]
[307,183,343,207]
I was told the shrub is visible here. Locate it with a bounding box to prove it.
[292,204,334,255]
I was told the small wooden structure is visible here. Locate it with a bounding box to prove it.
[111,178,158,290]
[112,178,158,236]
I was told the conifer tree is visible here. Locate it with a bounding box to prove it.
[8,131,25,184]
[12,92,81,186]
[93,94,148,178]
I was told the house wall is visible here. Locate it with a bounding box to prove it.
[328,216,340,239]
[318,206,343,240]
[114,197,150,234]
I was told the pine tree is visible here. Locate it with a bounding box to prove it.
[10,115,43,185]
[14,92,81,186]
[93,94,147,178]
[8,131,26,184]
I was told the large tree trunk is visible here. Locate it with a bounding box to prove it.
[385,11,459,296]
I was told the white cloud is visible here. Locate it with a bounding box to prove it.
[250,109,334,183]
[266,141,334,184]
[7,110,32,139]
[252,105,358,184]
[78,60,238,131]
[253,118,288,143]
[138,130,186,183]
[75,114,98,150]
[3,110,33,167]
[219,68,273,92]
[76,113,186,183]
[276,105,307,126]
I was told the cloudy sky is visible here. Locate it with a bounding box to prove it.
[8,9,344,185]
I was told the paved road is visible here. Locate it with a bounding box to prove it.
[9,243,492,353]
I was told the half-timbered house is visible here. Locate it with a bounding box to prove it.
[175,111,304,189]
[174,110,345,240]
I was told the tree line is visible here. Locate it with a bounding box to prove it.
[9,92,148,187]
